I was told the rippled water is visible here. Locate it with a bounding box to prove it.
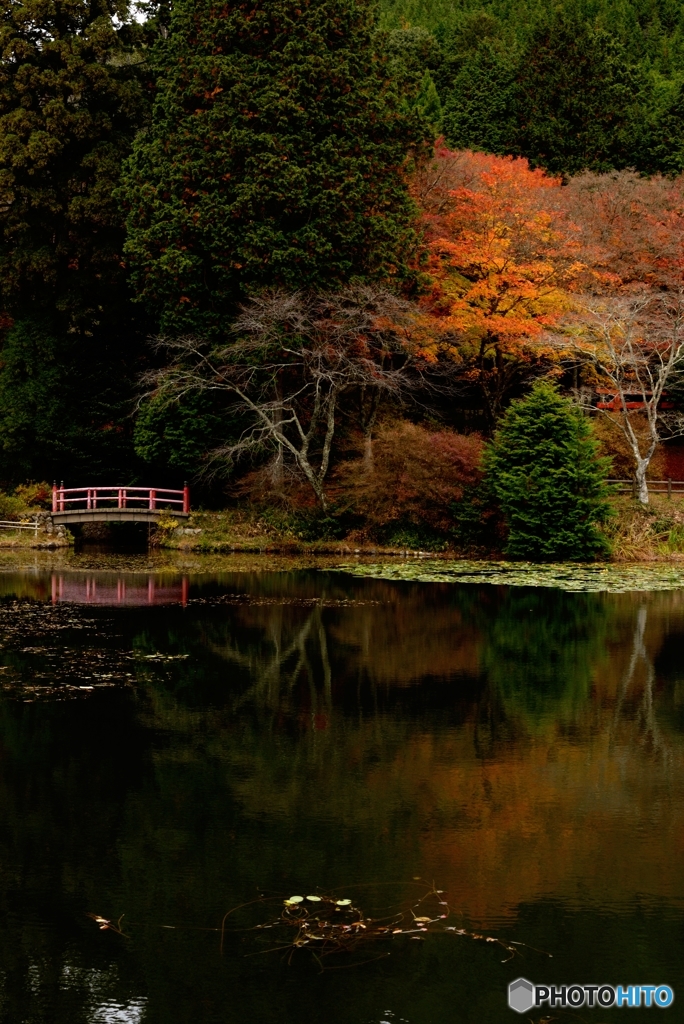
[0,554,682,1023]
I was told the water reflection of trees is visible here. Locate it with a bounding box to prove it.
[135,579,684,745]
[2,578,684,1022]
[129,582,684,927]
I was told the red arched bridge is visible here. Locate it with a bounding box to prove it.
[51,483,190,525]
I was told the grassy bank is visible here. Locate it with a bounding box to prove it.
[152,509,432,556]
[0,526,71,549]
[154,495,684,562]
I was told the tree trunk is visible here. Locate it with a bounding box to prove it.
[362,431,373,473]
[270,380,284,489]
[634,457,650,505]
[359,387,379,472]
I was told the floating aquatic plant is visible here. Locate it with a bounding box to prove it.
[334,560,684,593]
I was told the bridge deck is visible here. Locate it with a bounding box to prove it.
[52,509,189,525]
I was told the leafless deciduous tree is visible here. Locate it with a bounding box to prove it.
[570,289,684,504]
[141,287,427,509]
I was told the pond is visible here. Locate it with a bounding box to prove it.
[0,552,683,1023]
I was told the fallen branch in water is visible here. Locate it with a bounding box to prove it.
[223,884,551,969]
[86,913,128,937]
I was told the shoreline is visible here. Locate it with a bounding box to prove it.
[0,531,70,550]
[153,498,684,564]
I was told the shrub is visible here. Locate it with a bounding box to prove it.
[14,482,52,509]
[484,382,612,560]
[338,421,484,542]
[0,491,28,521]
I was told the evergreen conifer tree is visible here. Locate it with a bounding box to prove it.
[484,382,612,561]
[0,0,147,325]
[514,13,649,174]
[0,0,150,482]
[412,70,442,135]
[440,41,518,154]
[120,0,425,336]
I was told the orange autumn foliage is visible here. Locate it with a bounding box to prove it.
[414,146,584,423]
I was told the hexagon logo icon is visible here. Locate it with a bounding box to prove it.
[508,977,535,1014]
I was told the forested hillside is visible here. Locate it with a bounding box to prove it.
[383,0,684,174]
[1,0,683,556]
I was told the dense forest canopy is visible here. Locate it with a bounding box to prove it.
[0,0,682,545]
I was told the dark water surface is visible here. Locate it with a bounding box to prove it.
[0,557,683,1023]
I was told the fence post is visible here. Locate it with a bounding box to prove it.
[52,481,57,513]
[149,489,156,511]
[183,481,190,514]
[59,481,64,512]
[668,478,672,499]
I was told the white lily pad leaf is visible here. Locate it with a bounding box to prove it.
[306,895,322,902]
[336,899,352,906]
[284,896,304,904]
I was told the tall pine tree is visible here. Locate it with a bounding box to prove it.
[120,0,425,336]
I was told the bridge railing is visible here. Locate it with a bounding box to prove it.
[52,484,190,514]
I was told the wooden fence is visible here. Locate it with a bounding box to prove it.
[0,519,39,534]
[608,479,684,496]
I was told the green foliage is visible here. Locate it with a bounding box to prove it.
[0,318,135,483]
[411,70,442,134]
[0,0,152,482]
[638,78,684,174]
[484,382,613,561]
[14,481,52,508]
[0,490,29,520]
[452,478,507,551]
[383,1,684,176]
[133,393,225,476]
[386,28,442,133]
[515,14,650,175]
[0,0,148,326]
[376,521,449,550]
[120,0,426,336]
[440,41,518,155]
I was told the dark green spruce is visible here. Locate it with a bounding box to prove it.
[484,382,613,561]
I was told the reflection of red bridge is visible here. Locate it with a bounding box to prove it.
[51,574,189,606]
[51,484,190,524]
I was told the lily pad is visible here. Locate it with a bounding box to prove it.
[333,560,684,594]
[306,895,322,902]
[335,899,352,906]
[284,896,304,905]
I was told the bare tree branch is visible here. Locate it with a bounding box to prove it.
[567,288,684,504]
[141,287,430,509]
